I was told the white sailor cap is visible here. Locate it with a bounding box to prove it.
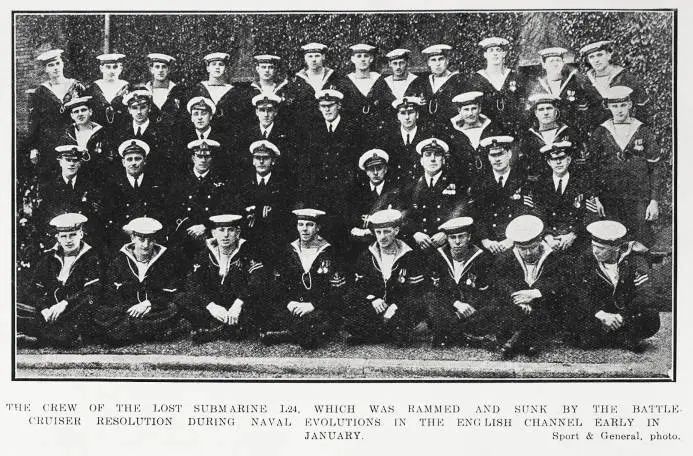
[422,44,452,57]
[64,96,93,111]
[122,89,152,106]
[147,53,176,64]
[538,47,568,59]
[187,139,221,155]
[480,136,514,152]
[528,92,560,108]
[604,86,633,103]
[55,145,87,159]
[123,217,163,236]
[358,149,389,170]
[301,43,328,53]
[540,141,574,157]
[579,40,614,56]
[292,208,326,221]
[252,93,282,107]
[118,139,150,157]
[438,216,474,234]
[392,96,425,110]
[36,49,64,63]
[506,215,544,245]
[253,54,281,64]
[452,91,484,106]
[209,214,243,228]
[386,49,411,60]
[315,89,344,102]
[350,43,376,54]
[479,37,510,49]
[96,53,126,63]
[187,96,216,115]
[203,52,230,63]
[586,220,627,245]
[249,140,280,157]
[368,209,403,229]
[50,213,88,232]
[416,138,450,155]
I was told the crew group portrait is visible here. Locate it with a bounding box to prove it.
[16,35,668,360]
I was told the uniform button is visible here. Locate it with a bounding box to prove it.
[187,207,191,211]
[436,218,440,221]
[422,205,427,208]
[126,203,130,207]
[437,205,441,209]
[508,214,512,218]
[553,227,557,231]
[552,212,556,216]
[494,213,498,216]
[207,195,211,199]
[205,207,209,211]
[422,218,427,222]
[188,195,192,199]
[492,223,497,227]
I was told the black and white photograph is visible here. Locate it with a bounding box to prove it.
[11,8,675,383]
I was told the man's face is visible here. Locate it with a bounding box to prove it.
[397,107,418,129]
[447,232,471,259]
[592,241,620,263]
[56,229,83,255]
[534,103,557,126]
[304,52,325,71]
[517,241,544,263]
[365,163,387,185]
[212,225,240,249]
[587,49,612,72]
[255,104,277,128]
[458,104,480,124]
[421,150,445,175]
[351,52,373,71]
[319,101,340,122]
[427,55,448,76]
[191,108,212,131]
[253,153,275,176]
[45,58,64,79]
[192,152,213,174]
[58,156,81,177]
[374,226,399,250]
[128,101,150,125]
[149,62,170,82]
[122,153,146,177]
[488,149,511,173]
[483,46,507,65]
[131,233,155,259]
[389,58,408,78]
[542,56,564,76]
[256,63,276,82]
[547,154,571,176]
[206,60,226,79]
[100,62,122,81]
[607,100,632,123]
[297,219,319,243]
[70,105,92,126]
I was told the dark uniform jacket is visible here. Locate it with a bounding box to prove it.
[238,118,301,175]
[532,171,592,238]
[347,177,402,232]
[188,82,247,132]
[338,73,395,131]
[60,122,113,180]
[176,127,236,177]
[284,68,343,126]
[468,69,529,136]
[518,123,582,182]
[103,243,179,311]
[405,71,468,128]
[583,66,651,127]
[84,80,130,128]
[588,118,662,202]
[185,238,267,308]
[103,172,166,239]
[28,242,102,311]
[350,240,427,308]
[144,80,188,133]
[401,170,470,242]
[275,239,347,311]
[438,113,504,183]
[374,124,432,185]
[471,166,531,242]
[428,245,494,310]
[168,167,231,237]
[110,121,173,182]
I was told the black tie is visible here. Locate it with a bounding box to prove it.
[66,176,74,189]
[556,178,563,195]
[497,176,504,188]
[259,178,266,187]
[406,133,410,146]
[133,178,139,190]
[263,129,268,139]
[328,123,333,134]
[136,126,142,138]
